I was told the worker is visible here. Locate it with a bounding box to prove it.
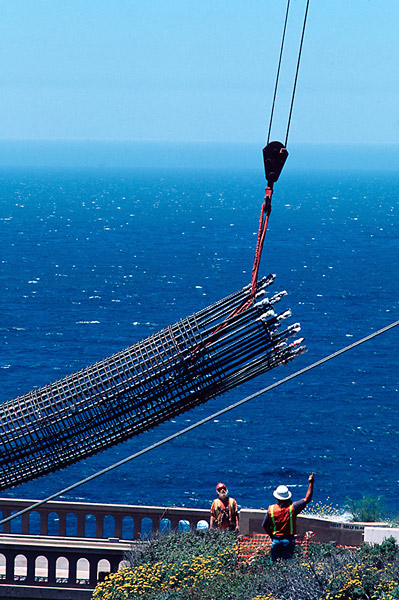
[263,472,314,562]
[210,482,239,532]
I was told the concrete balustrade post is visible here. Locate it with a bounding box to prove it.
[47,555,57,584]
[40,511,48,536]
[96,514,105,538]
[58,512,67,536]
[76,513,86,537]
[26,552,36,584]
[133,517,141,539]
[5,550,15,582]
[109,556,121,574]
[21,512,30,534]
[88,556,98,587]
[69,557,77,585]
[170,518,180,531]
[114,516,123,539]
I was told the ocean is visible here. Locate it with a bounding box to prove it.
[1,165,398,517]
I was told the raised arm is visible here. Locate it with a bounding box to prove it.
[304,472,314,504]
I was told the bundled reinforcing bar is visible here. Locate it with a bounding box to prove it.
[0,274,306,490]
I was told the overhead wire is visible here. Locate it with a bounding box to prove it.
[1,318,397,528]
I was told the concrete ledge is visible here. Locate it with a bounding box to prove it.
[364,527,399,545]
[0,533,132,552]
[239,508,390,546]
[0,584,93,600]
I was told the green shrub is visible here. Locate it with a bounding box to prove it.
[128,530,238,569]
[91,531,399,600]
[346,495,385,522]
[361,536,399,561]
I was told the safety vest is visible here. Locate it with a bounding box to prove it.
[212,497,236,528]
[268,503,295,536]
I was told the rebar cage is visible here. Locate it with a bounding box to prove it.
[0,275,306,490]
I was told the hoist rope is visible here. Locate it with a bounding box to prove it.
[1,318,397,528]
[267,0,291,144]
[200,2,310,330]
[285,0,310,146]
[266,0,310,145]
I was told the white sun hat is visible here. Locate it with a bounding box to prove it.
[273,485,292,500]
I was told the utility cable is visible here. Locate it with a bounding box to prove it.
[1,319,397,528]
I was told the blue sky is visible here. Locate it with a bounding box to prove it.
[1,1,398,146]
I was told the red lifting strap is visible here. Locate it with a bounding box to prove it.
[211,143,288,326]
[244,141,288,308]
[192,143,288,352]
[248,141,288,298]
[250,185,273,299]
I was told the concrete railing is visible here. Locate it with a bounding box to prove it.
[0,497,390,598]
[1,496,389,546]
[0,497,211,596]
[0,497,210,540]
[0,534,130,590]
[239,507,390,546]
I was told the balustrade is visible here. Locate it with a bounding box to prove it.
[0,497,210,541]
[0,497,210,590]
[0,536,130,589]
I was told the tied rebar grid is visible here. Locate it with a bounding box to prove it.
[0,275,306,490]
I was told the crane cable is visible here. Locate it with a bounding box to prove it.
[267,0,311,146]
[190,0,311,349]
[1,319,397,528]
[285,0,310,147]
[249,0,310,302]
[267,0,291,145]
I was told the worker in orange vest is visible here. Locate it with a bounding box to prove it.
[210,482,239,532]
[263,472,314,562]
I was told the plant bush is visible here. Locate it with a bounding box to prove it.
[346,495,385,522]
[91,533,399,600]
[92,531,239,600]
